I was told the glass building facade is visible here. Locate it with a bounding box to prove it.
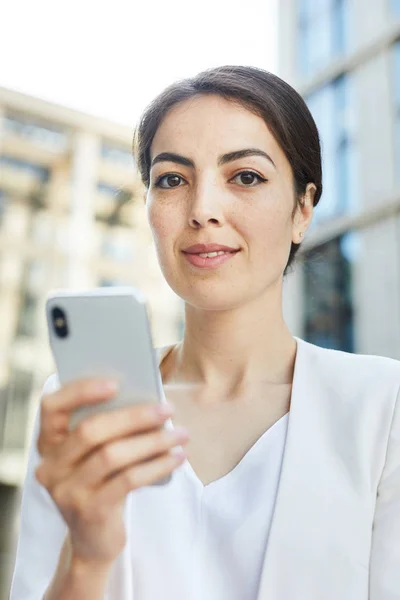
[304,232,360,352]
[392,0,400,15]
[394,41,400,181]
[297,0,350,78]
[289,0,400,356]
[293,0,360,352]
[306,75,358,229]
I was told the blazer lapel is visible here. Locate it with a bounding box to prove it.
[256,337,369,600]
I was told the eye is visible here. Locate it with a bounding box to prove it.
[231,171,267,187]
[154,174,186,189]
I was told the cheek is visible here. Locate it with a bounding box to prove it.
[147,200,178,242]
[243,201,292,262]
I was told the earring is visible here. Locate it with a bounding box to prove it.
[299,232,304,238]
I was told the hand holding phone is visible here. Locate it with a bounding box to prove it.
[35,377,189,567]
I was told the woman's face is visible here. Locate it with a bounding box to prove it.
[146,94,314,311]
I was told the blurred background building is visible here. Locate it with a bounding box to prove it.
[281,0,400,360]
[1,0,400,597]
[0,89,183,595]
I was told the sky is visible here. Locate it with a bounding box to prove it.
[0,0,279,128]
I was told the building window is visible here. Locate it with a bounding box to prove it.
[96,183,133,227]
[4,114,67,151]
[15,262,46,338]
[0,190,6,225]
[306,75,358,227]
[1,368,33,450]
[30,211,54,244]
[392,0,400,15]
[297,0,350,78]
[16,293,38,338]
[303,231,360,352]
[101,236,133,263]
[394,41,400,180]
[99,278,129,287]
[0,155,49,182]
[101,142,133,168]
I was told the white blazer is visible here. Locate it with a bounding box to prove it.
[9,337,400,599]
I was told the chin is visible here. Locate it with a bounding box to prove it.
[175,282,250,313]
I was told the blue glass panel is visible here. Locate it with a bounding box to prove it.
[307,85,338,224]
[0,156,49,181]
[97,182,121,196]
[297,0,310,23]
[304,232,356,352]
[309,10,332,74]
[396,115,400,182]
[297,0,349,77]
[392,0,400,14]
[99,279,128,287]
[394,43,400,181]
[101,143,133,167]
[394,42,400,104]
[0,190,5,221]
[101,239,133,262]
[298,24,311,77]
[332,0,349,55]
[4,116,67,150]
[306,74,358,223]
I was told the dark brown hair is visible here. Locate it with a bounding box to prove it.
[133,65,322,276]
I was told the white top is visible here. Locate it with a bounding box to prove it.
[10,351,290,600]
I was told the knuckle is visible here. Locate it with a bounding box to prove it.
[137,403,156,423]
[123,467,140,491]
[99,444,118,468]
[52,484,67,508]
[79,380,94,398]
[68,491,87,516]
[153,431,171,453]
[75,421,95,447]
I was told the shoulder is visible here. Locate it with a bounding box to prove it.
[297,336,400,385]
[296,337,400,422]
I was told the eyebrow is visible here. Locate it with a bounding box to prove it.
[150,148,276,170]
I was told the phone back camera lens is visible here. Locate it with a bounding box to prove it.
[52,306,69,338]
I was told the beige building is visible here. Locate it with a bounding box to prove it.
[280,0,400,360]
[0,88,183,489]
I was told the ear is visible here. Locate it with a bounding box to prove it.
[292,183,316,244]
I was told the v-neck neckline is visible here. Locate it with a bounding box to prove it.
[183,411,290,492]
[156,337,302,490]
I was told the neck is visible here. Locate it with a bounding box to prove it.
[166,281,297,392]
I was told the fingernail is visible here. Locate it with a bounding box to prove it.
[156,403,174,417]
[171,447,186,460]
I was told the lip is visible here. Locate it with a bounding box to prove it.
[182,243,239,254]
[182,246,240,270]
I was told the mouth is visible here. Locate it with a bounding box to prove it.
[181,244,240,269]
[182,243,240,254]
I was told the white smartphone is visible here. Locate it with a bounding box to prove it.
[45,286,171,484]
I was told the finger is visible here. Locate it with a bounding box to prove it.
[37,379,119,456]
[72,426,189,487]
[51,401,175,467]
[93,449,186,507]
[42,378,119,415]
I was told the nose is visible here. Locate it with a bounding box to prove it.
[187,179,225,229]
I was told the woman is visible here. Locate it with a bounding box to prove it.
[10,66,400,600]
